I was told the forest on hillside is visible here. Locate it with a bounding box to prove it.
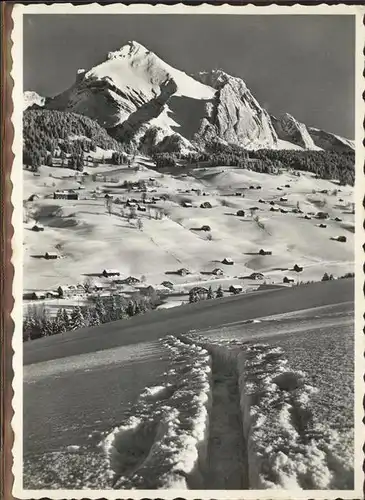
[23,109,124,169]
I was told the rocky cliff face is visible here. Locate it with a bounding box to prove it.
[271,113,319,150]
[307,127,355,153]
[194,70,278,149]
[25,41,354,154]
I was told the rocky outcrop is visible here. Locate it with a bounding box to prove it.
[307,127,355,153]
[23,91,46,111]
[194,70,278,149]
[271,113,318,150]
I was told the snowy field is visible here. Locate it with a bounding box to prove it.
[23,300,355,491]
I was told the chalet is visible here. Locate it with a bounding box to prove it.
[31,224,44,232]
[44,252,58,260]
[258,199,266,204]
[304,215,312,219]
[259,249,272,256]
[122,276,141,285]
[334,217,342,222]
[318,223,327,228]
[293,264,303,272]
[45,291,59,299]
[138,285,156,296]
[277,187,283,191]
[249,207,260,212]
[102,269,120,278]
[229,285,243,294]
[182,201,193,208]
[189,286,209,299]
[152,196,161,202]
[28,194,39,202]
[284,184,291,188]
[316,212,329,220]
[201,225,211,232]
[283,276,295,284]
[93,282,105,291]
[200,201,212,209]
[236,210,245,217]
[235,192,243,197]
[53,190,79,200]
[222,258,234,265]
[249,186,256,190]
[177,268,190,277]
[269,201,276,206]
[104,193,113,199]
[320,189,328,194]
[270,207,279,212]
[57,285,78,297]
[280,208,288,214]
[280,197,288,202]
[248,272,264,280]
[212,268,224,276]
[339,198,344,202]
[255,186,262,190]
[137,205,147,212]
[161,281,174,289]
[126,201,137,208]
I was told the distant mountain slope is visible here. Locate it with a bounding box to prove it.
[25,40,354,154]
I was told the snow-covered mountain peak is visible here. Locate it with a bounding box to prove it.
[195,69,247,91]
[23,91,46,111]
[108,40,148,60]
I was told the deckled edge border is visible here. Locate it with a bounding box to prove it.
[4,3,365,500]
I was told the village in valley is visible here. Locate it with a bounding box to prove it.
[22,140,355,340]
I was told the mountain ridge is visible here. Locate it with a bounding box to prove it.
[24,40,354,154]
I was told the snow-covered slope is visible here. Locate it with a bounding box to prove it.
[32,40,354,153]
[308,127,355,153]
[23,91,46,111]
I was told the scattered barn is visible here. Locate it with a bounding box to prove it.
[200,201,212,209]
[293,264,303,272]
[229,285,243,294]
[258,199,266,204]
[137,205,147,212]
[249,186,256,190]
[280,208,288,214]
[31,223,44,232]
[44,252,58,260]
[316,212,329,220]
[332,236,347,243]
[123,276,140,285]
[248,272,264,280]
[304,215,312,220]
[283,276,295,284]
[256,186,262,190]
[317,223,327,228]
[53,190,79,200]
[177,268,190,277]
[201,225,211,232]
[284,184,291,188]
[102,269,120,278]
[269,201,276,206]
[320,189,328,194]
[23,291,45,300]
[277,187,283,191]
[259,249,272,256]
[161,281,174,289]
[212,268,224,276]
[280,197,288,202]
[270,207,279,212]
[182,201,193,208]
[334,217,342,222]
[222,258,234,265]
[236,210,245,217]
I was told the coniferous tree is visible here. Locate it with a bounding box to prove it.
[61,308,71,331]
[216,285,224,298]
[95,295,107,323]
[70,306,85,330]
[126,300,136,317]
[207,286,214,299]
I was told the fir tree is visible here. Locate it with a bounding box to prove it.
[89,308,101,327]
[216,285,224,298]
[207,286,214,299]
[61,308,71,331]
[70,306,85,331]
[95,295,107,323]
[127,300,136,317]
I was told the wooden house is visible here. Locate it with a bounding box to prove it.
[212,268,224,276]
[102,269,120,278]
[236,210,245,217]
[229,285,243,294]
[161,281,174,289]
[200,201,212,209]
[222,258,234,265]
[31,223,44,232]
[44,252,58,260]
[177,268,190,277]
[283,276,295,284]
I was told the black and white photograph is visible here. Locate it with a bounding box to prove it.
[10,3,363,498]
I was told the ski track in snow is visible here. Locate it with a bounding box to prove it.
[24,321,353,490]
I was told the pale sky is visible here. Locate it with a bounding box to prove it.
[24,14,355,138]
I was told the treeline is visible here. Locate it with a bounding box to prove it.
[23,109,123,169]
[249,149,355,186]
[23,292,160,342]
